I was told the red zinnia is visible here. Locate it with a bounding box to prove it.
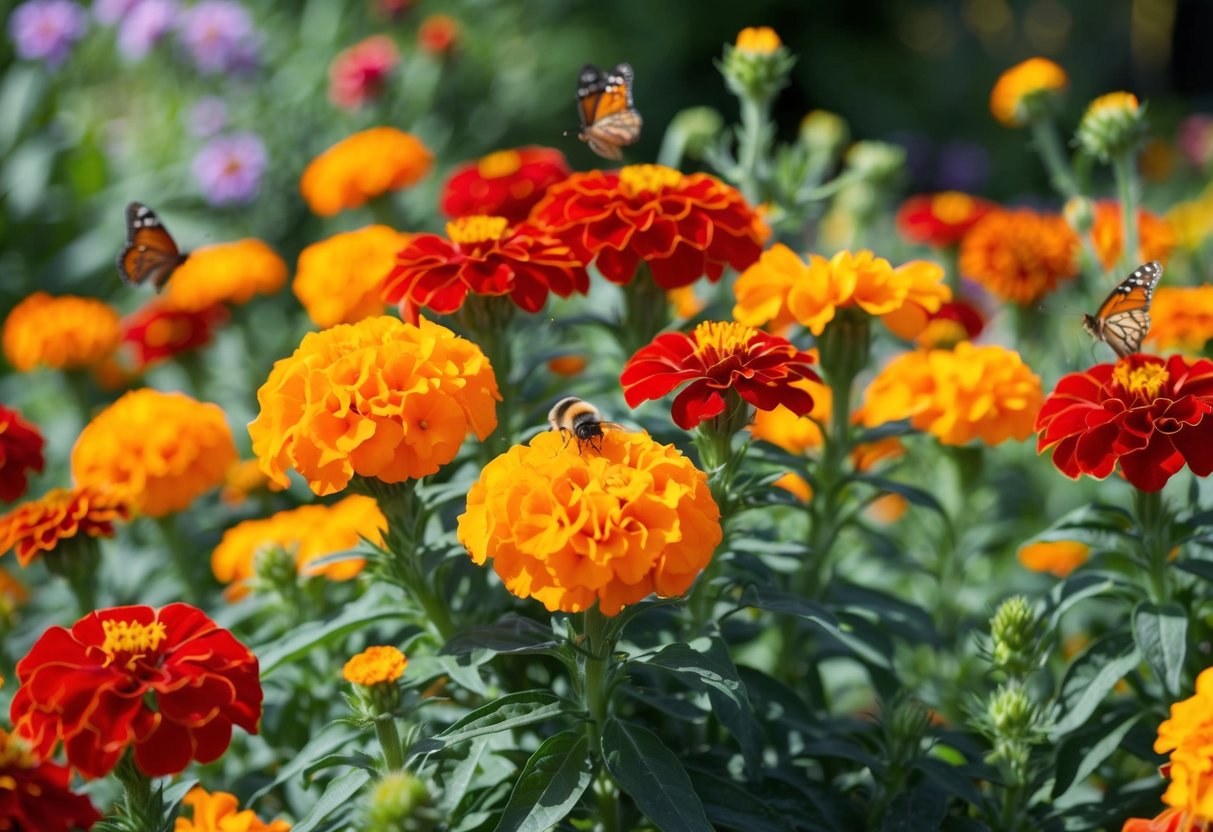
[621,320,820,430]
[441,147,571,224]
[0,406,45,503]
[329,35,399,110]
[0,727,101,831]
[1036,354,1213,492]
[120,300,228,372]
[11,603,262,779]
[530,164,767,289]
[383,215,589,316]
[896,191,995,247]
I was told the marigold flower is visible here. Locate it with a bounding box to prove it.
[72,389,237,517]
[329,34,398,110]
[212,495,385,600]
[723,26,793,102]
[119,300,228,371]
[733,245,952,339]
[959,208,1079,304]
[1122,807,1207,832]
[1017,540,1089,578]
[1036,354,1213,492]
[219,458,284,506]
[11,602,262,778]
[441,147,571,224]
[734,26,782,53]
[530,165,766,289]
[175,786,290,832]
[1090,201,1176,271]
[668,285,705,320]
[250,316,499,495]
[915,299,985,349]
[343,645,407,686]
[621,321,821,431]
[160,239,287,314]
[860,343,1043,446]
[0,406,45,503]
[301,127,433,216]
[1076,92,1147,162]
[0,727,102,831]
[294,225,412,328]
[896,192,995,247]
[3,292,120,372]
[0,485,129,567]
[749,375,832,454]
[774,472,812,502]
[1155,666,1213,824]
[418,14,459,55]
[1166,186,1213,250]
[459,429,721,615]
[989,57,1068,127]
[383,216,589,316]
[1147,287,1213,353]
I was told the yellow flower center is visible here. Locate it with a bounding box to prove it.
[0,731,36,771]
[618,164,683,197]
[931,192,976,224]
[735,26,782,53]
[692,320,757,361]
[446,215,509,245]
[343,645,407,686]
[1087,91,1140,117]
[101,618,167,668]
[1112,361,1169,399]
[477,149,523,179]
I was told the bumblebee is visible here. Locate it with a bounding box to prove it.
[548,396,614,452]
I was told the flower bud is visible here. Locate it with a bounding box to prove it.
[800,109,850,157]
[989,57,1068,128]
[721,27,796,103]
[252,543,299,594]
[361,771,437,832]
[344,646,407,716]
[1075,92,1148,162]
[987,683,1038,740]
[666,107,725,160]
[844,141,906,186]
[990,595,1040,675]
[1063,196,1095,234]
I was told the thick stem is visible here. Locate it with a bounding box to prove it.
[374,713,405,771]
[617,264,672,357]
[1134,488,1171,604]
[1112,153,1141,273]
[111,752,162,832]
[158,515,200,604]
[581,606,621,832]
[737,96,771,205]
[1028,118,1079,199]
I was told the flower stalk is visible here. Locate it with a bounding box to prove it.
[581,605,621,832]
[618,264,672,358]
[1134,487,1173,604]
[1112,153,1141,273]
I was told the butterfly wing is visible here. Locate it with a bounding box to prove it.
[1087,261,1163,358]
[577,64,607,129]
[585,111,644,160]
[1101,309,1151,359]
[117,202,188,292]
[576,62,641,159]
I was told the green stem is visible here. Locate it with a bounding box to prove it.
[1028,117,1079,199]
[374,713,405,771]
[111,751,163,832]
[157,515,200,604]
[1112,153,1141,273]
[737,96,770,204]
[617,264,672,357]
[581,606,621,832]
[1134,488,1171,603]
[44,536,100,614]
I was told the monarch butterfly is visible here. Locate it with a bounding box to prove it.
[117,202,189,292]
[1082,260,1162,359]
[575,63,642,160]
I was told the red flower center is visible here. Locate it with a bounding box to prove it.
[1112,360,1169,401]
[446,215,509,245]
[617,164,683,198]
[101,619,167,672]
[477,150,522,179]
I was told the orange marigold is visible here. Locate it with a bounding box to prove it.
[459,429,721,616]
[250,316,499,495]
[175,786,291,832]
[733,245,951,339]
[1147,286,1213,352]
[3,292,120,372]
[212,495,385,600]
[1017,540,1089,578]
[72,389,237,517]
[0,485,130,567]
[220,458,286,506]
[734,26,782,53]
[859,343,1043,446]
[1155,666,1213,824]
[294,225,412,328]
[342,645,407,686]
[301,127,433,216]
[749,374,832,454]
[959,208,1079,304]
[1122,807,1209,832]
[160,239,287,313]
[989,57,1068,127]
[1090,201,1176,271]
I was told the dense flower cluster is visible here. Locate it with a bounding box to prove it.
[11,603,261,778]
[343,645,407,686]
[959,208,1079,304]
[294,225,413,328]
[0,726,101,831]
[1090,201,1175,270]
[161,239,287,313]
[1147,287,1213,352]
[250,316,499,494]
[3,292,120,372]
[0,485,129,566]
[441,147,571,223]
[896,191,994,247]
[301,127,433,216]
[989,56,1067,127]
[0,406,44,503]
[459,430,721,615]
[175,787,291,832]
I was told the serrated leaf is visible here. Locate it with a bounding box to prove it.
[602,717,712,832]
[290,768,372,832]
[1052,632,1141,736]
[494,730,593,832]
[1132,603,1188,697]
[415,691,579,755]
[1053,709,1143,799]
[741,585,891,668]
[442,615,561,657]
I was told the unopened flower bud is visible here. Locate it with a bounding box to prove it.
[987,683,1038,739]
[800,110,850,158]
[1076,92,1148,162]
[990,595,1040,675]
[1064,196,1094,234]
[362,771,436,832]
[721,27,796,103]
[844,141,905,185]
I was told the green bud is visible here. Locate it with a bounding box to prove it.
[720,27,796,103]
[844,141,905,186]
[1063,196,1095,234]
[800,109,850,157]
[990,595,1040,675]
[884,695,931,766]
[1075,92,1148,162]
[361,771,437,832]
[252,543,299,592]
[987,683,1038,740]
[666,107,724,160]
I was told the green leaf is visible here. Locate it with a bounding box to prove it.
[494,730,594,832]
[1052,632,1141,736]
[442,615,562,657]
[851,474,946,515]
[436,738,490,816]
[878,780,948,832]
[161,778,199,820]
[1053,709,1143,799]
[602,717,713,832]
[1175,557,1213,583]
[740,585,891,668]
[249,723,362,803]
[258,586,409,674]
[290,768,372,832]
[1132,603,1188,697]
[686,769,807,832]
[1044,573,1125,629]
[415,691,579,754]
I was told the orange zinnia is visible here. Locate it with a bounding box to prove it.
[959,208,1079,304]
[989,57,1068,127]
[301,127,433,216]
[160,239,287,313]
[1147,286,1213,352]
[294,225,413,328]
[0,485,130,567]
[1090,201,1176,271]
[3,292,120,372]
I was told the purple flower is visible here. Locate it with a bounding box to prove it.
[935,139,992,193]
[186,96,228,137]
[176,0,258,74]
[192,132,266,205]
[93,0,140,25]
[116,0,177,60]
[8,0,88,68]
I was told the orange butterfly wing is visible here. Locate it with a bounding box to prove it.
[117,202,189,292]
[576,63,642,159]
[1085,261,1162,358]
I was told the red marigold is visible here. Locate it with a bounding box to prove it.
[530,164,766,289]
[329,35,399,110]
[621,320,820,430]
[0,727,101,831]
[0,406,45,503]
[0,486,130,567]
[896,192,995,247]
[1036,354,1213,492]
[119,301,228,372]
[383,215,588,316]
[11,603,262,779]
[441,147,571,224]
[915,299,985,349]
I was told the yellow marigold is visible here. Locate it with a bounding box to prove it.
[220,459,286,506]
[1155,666,1213,822]
[342,645,407,686]
[72,389,237,517]
[175,786,290,832]
[989,57,1068,127]
[749,374,832,454]
[1166,185,1213,250]
[300,127,433,216]
[1018,540,1089,577]
[3,293,120,372]
[733,245,951,338]
[459,429,721,616]
[1090,201,1175,271]
[160,240,287,313]
[250,316,499,495]
[1147,286,1213,352]
[859,343,1043,446]
[668,285,705,319]
[735,26,782,53]
[294,225,414,328]
[959,209,1079,304]
[211,495,385,600]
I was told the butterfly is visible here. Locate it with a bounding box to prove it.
[575,63,642,160]
[116,202,189,292]
[1082,260,1163,359]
